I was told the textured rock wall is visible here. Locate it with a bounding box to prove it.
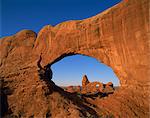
[82,75,90,88]
[33,0,149,87]
[0,0,149,117]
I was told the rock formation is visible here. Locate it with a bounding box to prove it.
[106,82,113,87]
[103,82,115,94]
[0,0,149,117]
[82,75,90,88]
[81,81,104,94]
[66,86,74,93]
[76,85,81,92]
[81,75,114,94]
[65,85,81,93]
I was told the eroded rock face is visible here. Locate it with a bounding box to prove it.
[82,75,90,88]
[81,75,114,94]
[0,0,149,117]
[103,82,115,94]
[106,82,113,87]
[81,81,104,94]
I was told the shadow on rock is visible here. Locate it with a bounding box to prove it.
[51,83,99,117]
[0,78,13,117]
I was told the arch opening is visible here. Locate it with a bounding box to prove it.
[49,54,120,94]
[96,84,100,88]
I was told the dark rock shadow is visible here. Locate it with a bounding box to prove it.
[51,82,99,117]
[0,79,8,117]
[0,90,8,117]
[81,91,114,100]
[37,61,117,117]
[37,59,99,117]
[0,78,13,118]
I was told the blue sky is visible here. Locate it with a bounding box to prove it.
[52,55,119,86]
[1,0,121,37]
[1,0,121,86]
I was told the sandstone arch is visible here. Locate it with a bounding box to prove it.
[33,0,149,88]
[81,81,104,94]
[0,0,149,117]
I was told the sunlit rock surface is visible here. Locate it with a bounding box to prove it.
[0,0,149,117]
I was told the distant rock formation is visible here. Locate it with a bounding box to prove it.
[65,75,114,95]
[66,86,74,93]
[65,85,81,93]
[82,75,90,88]
[81,75,114,94]
[106,82,113,87]
[76,85,81,92]
[103,82,115,94]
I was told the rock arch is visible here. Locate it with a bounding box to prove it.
[0,0,149,117]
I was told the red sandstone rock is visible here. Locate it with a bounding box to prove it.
[66,86,74,93]
[65,86,81,93]
[81,75,114,94]
[82,75,90,88]
[103,82,115,94]
[106,82,113,87]
[82,81,104,94]
[0,0,149,117]
[76,85,81,92]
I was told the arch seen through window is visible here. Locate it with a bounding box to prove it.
[51,55,120,87]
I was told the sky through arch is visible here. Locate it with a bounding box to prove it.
[51,55,120,86]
